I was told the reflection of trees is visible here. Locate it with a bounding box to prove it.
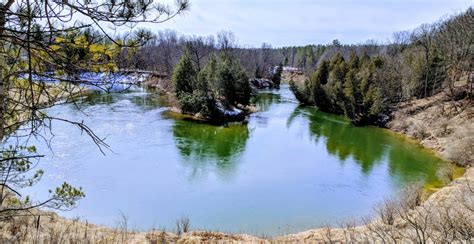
[386,143,442,185]
[72,90,165,110]
[251,92,281,112]
[79,91,115,105]
[172,120,250,179]
[129,93,167,109]
[306,107,385,173]
[288,106,442,184]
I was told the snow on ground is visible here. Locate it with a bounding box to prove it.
[20,72,150,92]
[215,101,243,116]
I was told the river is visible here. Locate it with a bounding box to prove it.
[21,84,443,236]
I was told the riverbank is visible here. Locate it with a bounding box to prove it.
[388,89,473,167]
[165,104,257,124]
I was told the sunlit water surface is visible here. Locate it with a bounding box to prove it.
[21,85,443,236]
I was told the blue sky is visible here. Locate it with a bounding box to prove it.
[150,0,472,47]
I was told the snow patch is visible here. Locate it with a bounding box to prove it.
[215,102,243,116]
[20,72,150,92]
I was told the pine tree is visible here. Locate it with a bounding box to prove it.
[290,52,390,125]
[272,63,283,89]
[217,56,236,106]
[283,57,289,66]
[232,61,251,106]
[172,51,212,115]
[289,80,311,105]
[172,51,196,97]
[200,54,219,97]
[310,60,330,107]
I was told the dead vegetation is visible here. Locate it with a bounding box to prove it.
[281,70,307,85]
[143,74,172,94]
[0,212,142,243]
[175,216,190,237]
[389,85,473,167]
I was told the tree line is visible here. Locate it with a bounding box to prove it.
[122,31,384,77]
[118,30,285,80]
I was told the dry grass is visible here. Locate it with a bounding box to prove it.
[389,90,473,167]
[281,70,307,85]
[0,212,267,243]
[0,212,141,243]
[142,75,172,94]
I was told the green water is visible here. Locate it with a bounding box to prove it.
[23,84,444,236]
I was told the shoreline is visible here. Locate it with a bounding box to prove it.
[164,105,257,125]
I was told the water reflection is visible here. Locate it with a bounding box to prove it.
[252,92,282,112]
[288,106,442,185]
[172,120,250,179]
[75,89,167,110]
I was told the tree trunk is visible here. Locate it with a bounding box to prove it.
[0,23,5,141]
[0,50,5,141]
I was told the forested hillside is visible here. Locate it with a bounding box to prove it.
[289,8,472,126]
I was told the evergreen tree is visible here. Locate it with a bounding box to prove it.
[289,80,311,105]
[217,56,236,106]
[172,51,251,118]
[291,52,390,125]
[232,61,251,106]
[272,63,283,89]
[201,54,219,97]
[172,51,213,116]
[310,60,330,108]
[172,51,196,97]
[325,54,347,113]
[343,68,358,118]
[348,52,360,70]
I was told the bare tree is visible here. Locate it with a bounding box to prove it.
[411,23,437,99]
[175,216,190,236]
[217,30,237,58]
[434,8,473,100]
[184,35,215,71]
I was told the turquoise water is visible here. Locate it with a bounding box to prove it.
[22,84,443,236]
